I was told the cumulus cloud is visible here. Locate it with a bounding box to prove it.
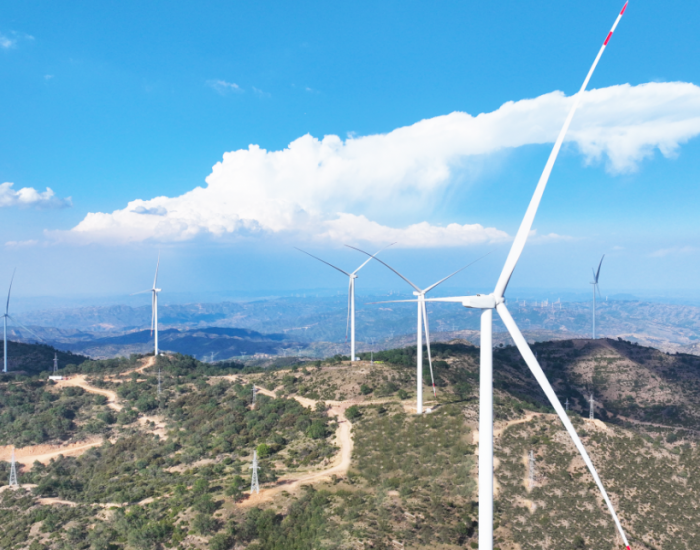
[61,81,700,247]
[0,182,71,209]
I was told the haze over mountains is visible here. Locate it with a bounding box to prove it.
[6,295,700,360]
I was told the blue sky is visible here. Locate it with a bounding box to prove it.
[2,0,700,303]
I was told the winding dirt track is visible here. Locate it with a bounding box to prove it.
[240,385,355,506]
[0,356,160,470]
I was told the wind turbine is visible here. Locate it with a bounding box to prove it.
[295,244,393,361]
[350,247,486,414]
[2,270,15,373]
[2,270,44,373]
[591,255,605,339]
[133,254,162,356]
[424,5,631,549]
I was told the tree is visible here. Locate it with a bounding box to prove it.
[257,443,271,458]
[346,405,361,420]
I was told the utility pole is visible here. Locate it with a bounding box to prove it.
[250,450,260,494]
[589,394,595,420]
[9,447,18,487]
[528,450,536,490]
[53,353,58,375]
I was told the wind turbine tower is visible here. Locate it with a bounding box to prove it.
[2,271,15,374]
[419,5,631,549]
[250,450,260,494]
[133,254,162,356]
[352,247,484,415]
[296,244,393,361]
[591,255,605,339]
[9,447,18,487]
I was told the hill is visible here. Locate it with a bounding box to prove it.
[0,341,89,377]
[0,339,698,550]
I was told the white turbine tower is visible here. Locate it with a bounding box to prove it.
[424,5,631,549]
[591,255,605,339]
[296,244,393,361]
[2,270,44,373]
[2,271,14,374]
[133,254,162,356]
[349,247,484,414]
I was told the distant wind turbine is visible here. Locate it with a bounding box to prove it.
[295,244,393,361]
[591,255,605,339]
[350,246,487,414]
[421,4,631,549]
[2,270,44,373]
[133,254,162,356]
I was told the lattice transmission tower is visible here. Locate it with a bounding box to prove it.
[565,398,569,411]
[53,353,58,375]
[157,367,162,397]
[250,450,260,494]
[589,394,595,420]
[252,385,258,407]
[9,447,18,487]
[528,450,536,490]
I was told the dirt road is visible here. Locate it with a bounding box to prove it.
[0,438,103,466]
[54,375,122,411]
[241,385,354,506]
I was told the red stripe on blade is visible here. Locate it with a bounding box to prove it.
[603,31,613,45]
[621,2,628,15]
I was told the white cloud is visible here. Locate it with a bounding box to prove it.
[0,182,71,209]
[60,81,700,247]
[0,34,16,49]
[206,80,242,94]
[5,239,38,248]
[650,246,698,258]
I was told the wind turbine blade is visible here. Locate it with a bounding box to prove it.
[352,242,397,275]
[423,296,471,304]
[346,279,351,342]
[130,290,152,296]
[494,3,628,298]
[496,302,630,549]
[153,252,161,289]
[424,251,493,294]
[421,300,437,397]
[295,247,351,277]
[7,316,45,343]
[345,245,421,293]
[6,269,15,316]
[595,254,605,283]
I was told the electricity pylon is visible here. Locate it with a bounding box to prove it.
[53,353,58,375]
[252,385,257,407]
[157,367,162,397]
[565,398,569,411]
[9,447,18,487]
[528,450,536,490]
[250,450,260,494]
[589,394,595,420]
